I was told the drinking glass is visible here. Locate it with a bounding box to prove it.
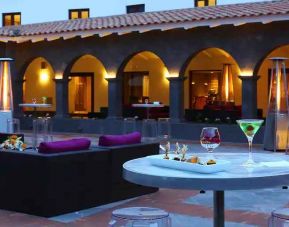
[236,119,264,167]
[200,127,221,154]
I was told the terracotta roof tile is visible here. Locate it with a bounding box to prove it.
[1,0,289,37]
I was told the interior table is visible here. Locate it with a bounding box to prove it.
[131,103,164,119]
[19,103,52,116]
[123,152,289,227]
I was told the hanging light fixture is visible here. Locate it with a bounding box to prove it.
[264,57,289,151]
[221,64,234,103]
[0,58,13,133]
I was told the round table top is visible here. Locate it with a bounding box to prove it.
[19,103,52,108]
[132,104,165,108]
[123,152,289,191]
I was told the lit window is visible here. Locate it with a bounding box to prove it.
[208,0,217,6]
[195,0,216,7]
[69,9,90,20]
[126,4,145,14]
[2,12,21,26]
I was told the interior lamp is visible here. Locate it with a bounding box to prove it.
[264,57,289,151]
[0,58,13,133]
[221,64,234,103]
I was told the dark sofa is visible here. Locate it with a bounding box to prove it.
[0,142,159,217]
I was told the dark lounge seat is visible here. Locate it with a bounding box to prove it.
[0,142,159,217]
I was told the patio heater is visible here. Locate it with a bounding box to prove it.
[264,57,289,152]
[0,58,13,133]
[220,64,234,103]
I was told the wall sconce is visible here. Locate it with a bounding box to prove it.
[240,69,253,77]
[264,57,289,152]
[221,64,234,103]
[40,61,49,84]
[54,73,63,80]
[105,72,116,79]
[165,72,179,78]
[0,58,13,133]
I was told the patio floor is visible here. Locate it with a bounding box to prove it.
[0,132,287,227]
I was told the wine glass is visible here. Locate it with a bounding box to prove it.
[236,119,264,167]
[200,127,221,155]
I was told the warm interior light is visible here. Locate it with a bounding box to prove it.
[165,70,179,78]
[0,59,13,111]
[39,61,49,84]
[105,72,116,79]
[54,73,63,80]
[240,69,253,76]
[40,69,49,84]
[142,75,149,97]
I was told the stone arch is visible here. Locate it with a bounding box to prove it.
[182,47,241,113]
[65,54,108,115]
[117,50,170,108]
[23,57,56,111]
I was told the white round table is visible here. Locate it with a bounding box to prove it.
[123,152,289,227]
[132,104,164,119]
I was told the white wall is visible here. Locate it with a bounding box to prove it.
[0,0,272,25]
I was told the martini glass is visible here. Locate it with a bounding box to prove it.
[236,119,264,167]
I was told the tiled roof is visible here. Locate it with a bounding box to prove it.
[1,0,289,38]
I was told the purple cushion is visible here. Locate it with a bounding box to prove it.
[98,132,141,146]
[38,138,91,154]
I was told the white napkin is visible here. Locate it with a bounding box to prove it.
[259,161,289,167]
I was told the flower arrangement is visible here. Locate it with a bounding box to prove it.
[0,135,27,151]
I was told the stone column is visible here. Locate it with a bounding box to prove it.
[167,77,186,122]
[106,77,123,119]
[12,78,25,118]
[53,78,69,118]
[238,75,260,119]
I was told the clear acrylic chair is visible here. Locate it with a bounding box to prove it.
[109,207,171,227]
[7,118,20,134]
[32,118,53,148]
[157,118,171,140]
[123,117,137,134]
[142,119,157,141]
[269,208,289,227]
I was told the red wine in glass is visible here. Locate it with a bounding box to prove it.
[200,127,221,153]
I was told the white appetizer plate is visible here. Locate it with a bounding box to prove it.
[146,154,231,174]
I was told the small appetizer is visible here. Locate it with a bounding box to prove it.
[189,156,199,163]
[207,159,217,165]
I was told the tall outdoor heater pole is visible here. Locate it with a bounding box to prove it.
[263,57,289,152]
[0,58,13,133]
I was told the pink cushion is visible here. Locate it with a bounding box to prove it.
[98,132,141,146]
[38,138,91,154]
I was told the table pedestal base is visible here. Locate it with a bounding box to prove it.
[214,191,224,227]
